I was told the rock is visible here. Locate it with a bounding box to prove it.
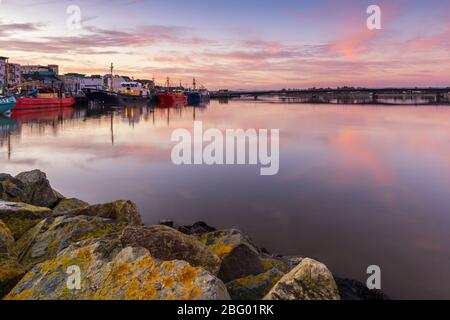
[120,225,221,275]
[0,220,26,298]
[261,257,292,274]
[159,219,176,229]
[264,258,340,300]
[5,239,231,300]
[179,221,217,235]
[66,200,142,226]
[52,198,89,216]
[335,278,390,300]
[0,201,52,240]
[226,268,285,300]
[0,173,26,203]
[16,215,125,271]
[15,170,64,208]
[198,229,264,283]
[0,219,15,259]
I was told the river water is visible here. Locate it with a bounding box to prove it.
[1,100,450,299]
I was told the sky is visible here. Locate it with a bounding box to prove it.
[0,0,449,89]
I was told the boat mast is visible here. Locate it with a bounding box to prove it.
[109,63,114,92]
[193,77,196,91]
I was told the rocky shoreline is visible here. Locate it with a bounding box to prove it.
[0,169,388,300]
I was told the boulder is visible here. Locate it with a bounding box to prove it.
[226,268,285,300]
[15,170,64,208]
[52,198,89,216]
[197,229,264,283]
[120,225,221,275]
[16,215,125,271]
[0,174,25,203]
[261,256,303,274]
[66,200,142,226]
[5,240,231,300]
[264,258,340,300]
[0,220,25,298]
[0,219,15,259]
[179,222,217,235]
[335,278,390,300]
[0,201,52,240]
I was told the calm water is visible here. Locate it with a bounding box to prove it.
[1,100,450,299]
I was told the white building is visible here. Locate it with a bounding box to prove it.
[84,75,103,90]
[62,74,105,94]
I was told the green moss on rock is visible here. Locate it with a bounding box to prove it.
[16,215,125,271]
[264,258,341,300]
[226,268,285,300]
[65,200,142,226]
[197,229,264,283]
[6,240,231,300]
[0,201,52,240]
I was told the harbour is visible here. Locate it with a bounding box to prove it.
[2,99,450,299]
[1,0,450,303]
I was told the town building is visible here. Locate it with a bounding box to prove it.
[84,75,103,90]
[21,64,59,76]
[61,74,105,94]
[61,73,85,94]
[0,57,8,90]
[8,63,21,87]
[0,56,22,91]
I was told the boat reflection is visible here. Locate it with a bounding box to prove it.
[12,107,76,122]
[0,115,18,160]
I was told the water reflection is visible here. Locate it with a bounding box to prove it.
[1,100,450,299]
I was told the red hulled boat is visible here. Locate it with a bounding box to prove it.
[15,88,76,110]
[157,92,187,107]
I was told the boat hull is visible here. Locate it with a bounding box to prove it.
[0,96,17,114]
[117,94,151,107]
[82,89,119,105]
[187,92,210,106]
[157,93,187,107]
[15,97,76,109]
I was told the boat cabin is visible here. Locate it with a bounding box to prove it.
[119,82,150,97]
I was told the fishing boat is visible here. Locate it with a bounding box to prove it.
[16,88,76,110]
[0,96,16,114]
[82,88,119,105]
[116,81,151,106]
[157,92,187,106]
[186,90,210,106]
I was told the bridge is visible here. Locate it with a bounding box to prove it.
[210,87,450,105]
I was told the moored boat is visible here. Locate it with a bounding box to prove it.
[16,97,76,109]
[116,82,151,106]
[82,88,119,105]
[186,90,210,106]
[157,92,187,106]
[0,96,16,114]
[15,88,76,110]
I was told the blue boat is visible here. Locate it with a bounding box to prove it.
[0,96,16,114]
[187,90,210,106]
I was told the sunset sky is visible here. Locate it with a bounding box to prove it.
[0,0,449,89]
